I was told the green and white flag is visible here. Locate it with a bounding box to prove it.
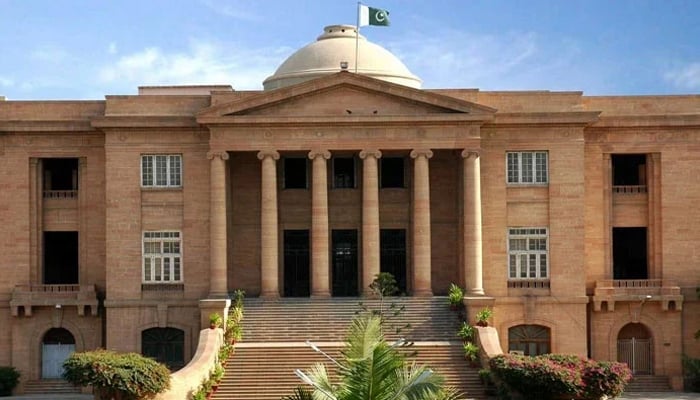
[359,4,390,27]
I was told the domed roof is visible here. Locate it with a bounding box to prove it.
[263,25,421,90]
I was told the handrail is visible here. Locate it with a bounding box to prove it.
[612,185,647,194]
[43,190,78,199]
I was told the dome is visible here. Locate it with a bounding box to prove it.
[263,25,421,90]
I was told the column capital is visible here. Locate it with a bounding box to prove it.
[461,149,481,159]
[410,149,433,159]
[359,149,382,160]
[308,149,331,160]
[207,150,229,161]
[257,150,280,161]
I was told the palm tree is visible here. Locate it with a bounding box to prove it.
[293,314,463,400]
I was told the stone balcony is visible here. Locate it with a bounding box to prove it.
[592,279,683,312]
[10,284,99,317]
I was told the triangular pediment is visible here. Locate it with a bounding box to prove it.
[197,72,495,123]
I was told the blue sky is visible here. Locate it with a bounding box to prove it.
[0,0,698,99]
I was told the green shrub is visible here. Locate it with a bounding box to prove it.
[684,355,700,392]
[489,353,631,400]
[458,321,475,341]
[63,349,170,400]
[448,283,464,308]
[0,366,20,397]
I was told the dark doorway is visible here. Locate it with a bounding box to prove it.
[613,227,647,279]
[43,158,79,191]
[284,230,310,297]
[612,154,646,186]
[44,231,79,284]
[380,229,407,293]
[142,327,185,371]
[380,157,405,188]
[332,230,358,296]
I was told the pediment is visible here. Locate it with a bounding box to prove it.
[197,72,495,123]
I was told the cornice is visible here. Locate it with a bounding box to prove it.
[588,113,700,128]
[91,116,199,129]
[0,120,97,132]
[488,111,601,127]
[198,113,493,127]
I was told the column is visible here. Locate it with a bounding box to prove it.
[410,149,433,296]
[208,151,229,298]
[258,150,280,298]
[309,150,331,297]
[462,149,484,295]
[359,149,382,295]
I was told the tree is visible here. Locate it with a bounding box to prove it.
[63,349,170,400]
[295,314,462,400]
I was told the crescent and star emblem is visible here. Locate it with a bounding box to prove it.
[375,10,386,22]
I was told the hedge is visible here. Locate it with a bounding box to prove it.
[0,366,20,397]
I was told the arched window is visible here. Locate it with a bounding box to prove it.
[141,328,185,371]
[508,324,550,356]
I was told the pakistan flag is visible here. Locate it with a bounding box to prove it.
[359,5,390,27]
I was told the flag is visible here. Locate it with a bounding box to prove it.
[359,4,390,27]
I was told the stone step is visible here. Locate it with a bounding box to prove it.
[23,379,81,394]
[625,375,672,392]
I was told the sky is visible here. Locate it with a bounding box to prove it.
[0,0,698,100]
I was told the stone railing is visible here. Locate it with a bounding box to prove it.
[592,279,682,312]
[156,328,223,400]
[43,190,78,199]
[10,284,98,317]
[612,185,647,194]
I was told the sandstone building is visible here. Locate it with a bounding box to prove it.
[0,25,698,393]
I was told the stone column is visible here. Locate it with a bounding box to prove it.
[410,149,433,296]
[359,149,382,295]
[208,151,230,298]
[258,150,280,298]
[462,149,485,295]
[309,150,331,297]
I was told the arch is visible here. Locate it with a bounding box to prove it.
[616,322,654,375]
[135,321,192,365]
[30,320,86,381]
[40,328,76,379]
[607,313,665,374]
[498,317,557,353]
[141,327,186,371]
[508,324,551,356]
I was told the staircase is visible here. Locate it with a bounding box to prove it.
[624,375,672,392]
[23,379,81,395]
[211,297,489,400]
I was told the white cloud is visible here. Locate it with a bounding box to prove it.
[664,62,700,90]
[98,39,293,90]
[199,0,261,21]
[0,76,14,87]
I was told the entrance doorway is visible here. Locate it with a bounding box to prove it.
[617,323,652,375]
[44,231,79,284]
[42,328,75,379]
[613,227,648,279]
[283,230,310,297]
[332,230,358,296]
[142,328,185,371]
[380,229,407,293]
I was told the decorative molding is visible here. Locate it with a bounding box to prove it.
[206,150,229,161]
[257,150,280,161]
[410,148,434,159]
[308,149,331,160]
[461,149,481,159]
[359,149,382,159]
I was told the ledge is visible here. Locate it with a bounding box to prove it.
[10,284,99,317]
[592,279,683,311]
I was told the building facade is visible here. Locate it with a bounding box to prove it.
[0,25,698,392]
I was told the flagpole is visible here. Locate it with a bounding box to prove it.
[355,1,361,73]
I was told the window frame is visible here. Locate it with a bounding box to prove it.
[142,231,183,284]
[507,227,549,280]
[380,157,406,189]
[141,154,182,188]
[332,156,356,189]
[506,151,548,185]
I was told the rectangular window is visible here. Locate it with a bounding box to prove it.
[284,157,308,189]
[380,157,405,188]
[508,228,548,279]
[141,155,182,188]
[506,151,548,184]
[143,231,182,283]
[333,157,355,188]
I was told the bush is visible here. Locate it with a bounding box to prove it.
[684,355,700,392]
[489,353,631,400]
[63,349,170,400]
[0,366,20,396]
